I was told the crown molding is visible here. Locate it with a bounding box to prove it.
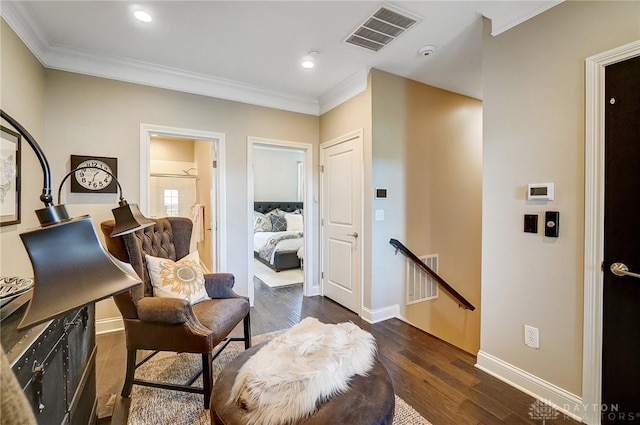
[481,1,564,36]
[1,0,48,63]
[43,44,320,115]
[1,2,320,116]
[318,67,370,115]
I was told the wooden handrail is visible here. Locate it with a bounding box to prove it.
[389,239,476,311]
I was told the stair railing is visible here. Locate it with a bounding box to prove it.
[389,238,475,311]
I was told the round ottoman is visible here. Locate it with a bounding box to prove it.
[211,343,395,425]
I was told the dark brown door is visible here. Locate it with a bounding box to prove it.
[602,54,640,424]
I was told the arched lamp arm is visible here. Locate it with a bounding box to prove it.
[0,109,53,207]
[57,166,126,205]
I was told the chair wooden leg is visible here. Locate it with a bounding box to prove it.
[243,312,251,349]
[202,353,213,409]
[121,349,137,398]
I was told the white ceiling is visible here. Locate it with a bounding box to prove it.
[2,1,561,115]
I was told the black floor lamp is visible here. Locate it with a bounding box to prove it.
[1,109,157,424]
[0,109,152,328]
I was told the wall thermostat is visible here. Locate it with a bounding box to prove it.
[527,183,554,201]
[375,188,387,199]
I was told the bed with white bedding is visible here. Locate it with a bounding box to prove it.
[253,202,303,271]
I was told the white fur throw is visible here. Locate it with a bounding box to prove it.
[228,317,377,425]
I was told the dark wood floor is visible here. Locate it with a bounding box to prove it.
[96,278,580,425]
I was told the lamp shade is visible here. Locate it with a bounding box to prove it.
[18,215,141,329]
[110,203,155,237]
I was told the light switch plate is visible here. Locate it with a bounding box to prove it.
[524,214,538,233]
[375,210,384,221]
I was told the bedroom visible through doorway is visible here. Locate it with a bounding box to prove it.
[247,137,313,306]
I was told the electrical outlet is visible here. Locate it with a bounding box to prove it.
[524,325,539,348]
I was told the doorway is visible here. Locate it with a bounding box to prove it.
[140,124,226,271]
[247,137,313,305]
[583,41,640,425]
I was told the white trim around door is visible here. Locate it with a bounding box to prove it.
[247,137,315,306]
[140,123,227,271]
[583,40,640,425]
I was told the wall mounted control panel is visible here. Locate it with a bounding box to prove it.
[545,211,559,237]
[524,214,538,233]
[527,183,554,201]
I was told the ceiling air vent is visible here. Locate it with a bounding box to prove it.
[345,5,421,52]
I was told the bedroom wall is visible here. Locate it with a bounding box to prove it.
[253,146,304,202]
[0,19,47,276]
[370,69,482,354]
[481,0,640,400]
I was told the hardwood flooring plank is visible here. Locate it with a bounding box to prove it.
[97,287,575,425]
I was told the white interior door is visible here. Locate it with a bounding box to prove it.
[321,131,362,314]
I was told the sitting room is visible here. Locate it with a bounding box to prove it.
[1,2,639,425]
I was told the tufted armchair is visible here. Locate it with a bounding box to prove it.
[100,217,251,408]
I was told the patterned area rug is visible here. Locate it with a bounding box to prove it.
[127,333,431,425]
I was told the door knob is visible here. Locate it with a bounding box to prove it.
[346,232,358,238]
[610,262,640,279]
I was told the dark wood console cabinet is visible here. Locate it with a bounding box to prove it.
[1,293,97,425]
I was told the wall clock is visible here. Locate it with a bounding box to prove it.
[70,155,118,193]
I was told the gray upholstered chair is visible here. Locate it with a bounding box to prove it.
[100,217,251,408]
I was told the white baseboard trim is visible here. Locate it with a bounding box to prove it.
[361,304,399,324]
[476,350,584,423]
[305,285,321,297]
[96,317,124,335]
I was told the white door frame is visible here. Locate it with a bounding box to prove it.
[583,40,640,425]
[319,129,364,316]
[140,123,227,270]
[247,137,314,305]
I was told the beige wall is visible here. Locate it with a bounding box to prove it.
[151,136,195,163]
[319,76,374,309]
[319,70,482,353]
[481,1,640,396]
[0,20,46,276]
[370,69,482,354]
[42,70,319,322]
[1,23,319,323]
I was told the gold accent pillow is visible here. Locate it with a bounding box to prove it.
[145,251,209,304]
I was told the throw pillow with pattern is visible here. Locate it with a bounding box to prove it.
[254,211,272,232]
[270,214,288,232]
[266,208,285,218]
[145,251,209,304]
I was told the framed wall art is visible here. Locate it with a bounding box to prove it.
[70,155,118,193]
[0,126,21,226]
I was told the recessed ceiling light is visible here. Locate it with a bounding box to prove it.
[301,51,319,69]
[133,10,152,23]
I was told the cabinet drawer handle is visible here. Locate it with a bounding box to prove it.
[32,361,45,412]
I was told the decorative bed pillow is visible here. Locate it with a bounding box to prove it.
[270,214,288,232]
[285,213,303,232]
[145,251,209,304]
[266,208,285,217]
[254,211,272,232]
